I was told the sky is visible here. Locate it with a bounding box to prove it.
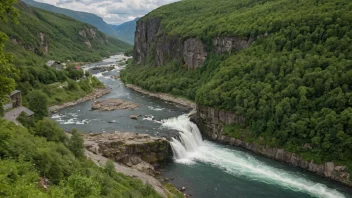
[33,0,180,25]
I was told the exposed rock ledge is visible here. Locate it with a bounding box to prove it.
[91,98,139,111]
[49,88,111,113]
[126,84,196,109]
[84,132,171,175]
[81,131,173,197]
[193,105,352,187]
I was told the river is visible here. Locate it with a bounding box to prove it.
[52,55,352,198]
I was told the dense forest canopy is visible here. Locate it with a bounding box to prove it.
[122,0,352,169]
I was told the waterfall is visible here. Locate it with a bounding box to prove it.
[162,114,203,160]
[162,114,346,198]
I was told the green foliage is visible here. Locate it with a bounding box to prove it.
[65,174,101,198]
[0,118,164,197]
[0,0,19,103]
[163,183,184,198]
[79,78,93,93]
[124,48,134,56]
[0,0,18,22]
[35,118,67,143]
[0,160,47,197]
[105,160,116,177]
[17,62,103,105]
[68,129,84,158]
[26,90,48,120]
[122,54,224,100]
[0,100,4,117]
[17,111,35,128]
[66,65,84,80]
[125,0,352,167]
[67,79,80,91]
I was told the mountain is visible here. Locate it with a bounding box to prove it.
[22,0,119,39]
[111,18,139,44]
[1,1,131,65]
[122,0,352,180]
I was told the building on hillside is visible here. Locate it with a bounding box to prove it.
[10,90,22,108]
[4,90,35,125]
[46,60,55,67]
[46,60,66,71]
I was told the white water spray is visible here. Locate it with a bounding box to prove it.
[162,114,346,198]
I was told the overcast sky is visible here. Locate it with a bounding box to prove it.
[33,0,179,25]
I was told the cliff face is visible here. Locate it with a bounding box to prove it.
[192,105,352,187]
[133,18,252,68]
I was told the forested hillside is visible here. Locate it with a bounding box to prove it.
[22,0,120,40]
[122,0,352,168]
[22,0,137,44]
[1,1,130,66]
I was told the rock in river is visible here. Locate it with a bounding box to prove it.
[91,98,139,111]
[130,115,141,120]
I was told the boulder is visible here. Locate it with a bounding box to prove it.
[130,115,141,120]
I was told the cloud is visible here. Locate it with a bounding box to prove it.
[34,0,179,24]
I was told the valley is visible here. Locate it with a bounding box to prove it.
[1,0,352,197]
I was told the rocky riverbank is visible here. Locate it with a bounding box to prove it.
[49,88,111,113]
[126,84,196,109]
[192,105,352,187]
[83,132,173,197]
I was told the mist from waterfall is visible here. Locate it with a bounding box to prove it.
[162,114,346,198]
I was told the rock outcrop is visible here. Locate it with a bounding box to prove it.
[213,37,252,54]
[84,132,171,175]
[192,105,352,187]
[133,18,252,68]
[192,105,245,140]
[79,28,97,39]
[39,32,49,54]
[183,38,207,68]
[91,98,139,111]
[134,18,161,65]
[79,27,107,47]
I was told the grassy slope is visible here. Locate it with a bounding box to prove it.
[122,0,352,169]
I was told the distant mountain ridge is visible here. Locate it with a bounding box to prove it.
[1,1,131,65]
[112,18,139,45]
[22,0,137,44]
